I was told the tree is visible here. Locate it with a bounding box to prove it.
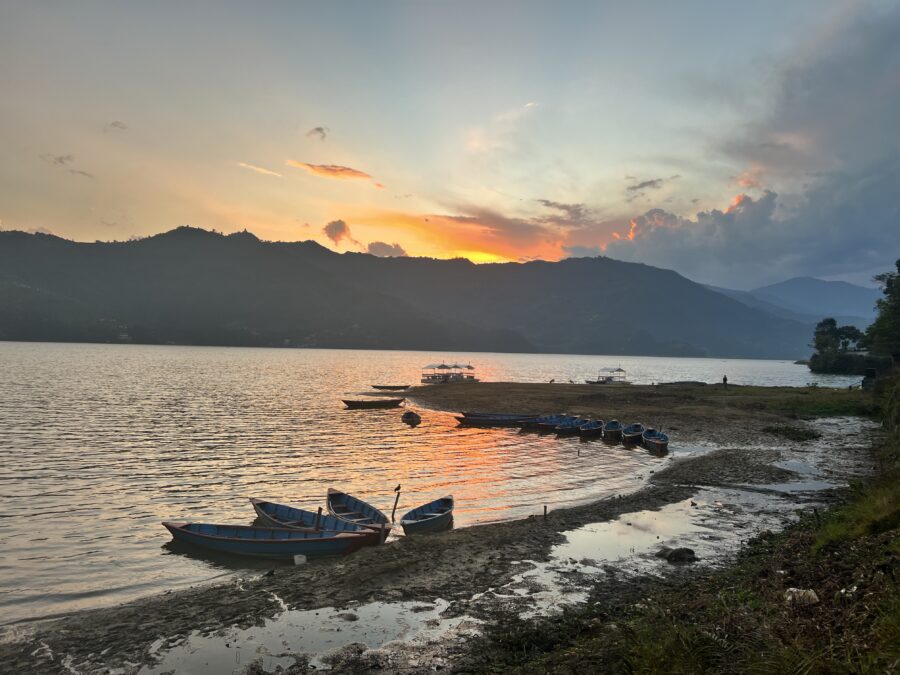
[867,259,900,358]
[812,318,840,353]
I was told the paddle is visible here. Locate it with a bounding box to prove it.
[391,483,401,522]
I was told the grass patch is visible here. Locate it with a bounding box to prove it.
[762,424,822,441]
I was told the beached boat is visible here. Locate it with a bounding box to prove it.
[578,419,605,438]
[400,496,454,535]
[371,384,410,391]
[522,414,564,430]
[555,418,589,436]
[161,522,369,558]
[623,422,646,444]
[642,428,669,452]
[326,488,392,537]
[585,367,628,385]
[342,398,404,410]
[603,419,624,442]
[421,363,479,384]
[250,498,375,537]
[461,411,537,419]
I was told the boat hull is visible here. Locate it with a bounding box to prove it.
[400,496,454,536]
[327,488,392,538]
[372,385,410,391]
[343,398,404,410]
[250,499,378,542]
[402,512,453,535]
[162,522,368,558]
[579,425,604,438]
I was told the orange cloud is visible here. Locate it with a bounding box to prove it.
[286,161,383,188]
[734,166,764,189]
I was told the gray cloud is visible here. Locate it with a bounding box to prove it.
[625,178,664,192]
[322,219,359,247]
[367,241,407,257]
[536,199,588,223]
[104,120,128,133]
[562,245,603,258]
[306,126,328,140]
[40,153,94,178]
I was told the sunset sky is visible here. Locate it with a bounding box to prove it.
[1,1,898,287]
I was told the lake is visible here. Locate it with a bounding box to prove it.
[0,342,859,624]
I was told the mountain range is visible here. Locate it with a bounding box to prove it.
[0,227,877,359]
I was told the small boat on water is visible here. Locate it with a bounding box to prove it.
[623,422,646,444]
[461,411,537,419]
[556,418,590,436]
[327,488,392,537]
[372,384,410,391]
[421,363,479,384]
[523,414,564,430]
[400,496,454,535]
[538,414,575,433]
[603,419,624,442]
[161,522,369,558]
[578,419,605,438]
[642,428,670,452]
[455,413,538,427]
[585,367,628,385]
[401,410,422,425]
[343,398,405,410]
[250,498,374,536]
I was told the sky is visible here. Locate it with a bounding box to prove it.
[0,0,898,289]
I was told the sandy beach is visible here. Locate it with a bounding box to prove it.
[0,382,876,674]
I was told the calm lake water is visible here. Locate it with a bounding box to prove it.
[0,342,859,624]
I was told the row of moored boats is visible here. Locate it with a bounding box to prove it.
[162,488,454,559]
[456,412,669,452]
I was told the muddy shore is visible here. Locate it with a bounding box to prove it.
[0,383,875,674]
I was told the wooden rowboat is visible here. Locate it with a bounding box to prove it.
[250,498,375,537]
[578,420,605,438]
[371,384,410,391]
[642,428,670,452]
[623,423,645,444]
[400,496,454,535]
[161,522,369,558]
[327,488,392,538]
[603,419,624,442]
[342,398,404,410]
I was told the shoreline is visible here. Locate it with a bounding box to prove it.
[0,382,876,674]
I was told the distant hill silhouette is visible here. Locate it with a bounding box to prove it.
[0,227,813,358]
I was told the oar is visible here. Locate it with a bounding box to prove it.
[391,483,401,522]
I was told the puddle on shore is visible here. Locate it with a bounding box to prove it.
[141,598,462,673]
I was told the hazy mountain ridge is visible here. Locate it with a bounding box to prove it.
[0,228,813,358]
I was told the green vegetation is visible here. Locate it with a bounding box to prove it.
[459,375,900,674]
[808,259,899,375]
[762,424,822,441]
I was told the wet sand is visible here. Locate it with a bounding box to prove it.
[0,383,876,674]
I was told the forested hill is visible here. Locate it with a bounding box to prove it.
[0,227,812,358]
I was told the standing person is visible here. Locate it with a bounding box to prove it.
[723,374,728,388]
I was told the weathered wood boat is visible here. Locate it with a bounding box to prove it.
[623,422,646,444]
[372,384,410,391]
[642,428,669,452]
[522,414,563,430]
[578,419,605,438]
[161,522,370,558]
[603,419,624,442]
[461,411,538,419]
[400,495,454,535]
[250,498,376,538]
[326,488,392,537]
[342,398,404,410]
[555,418,590,436]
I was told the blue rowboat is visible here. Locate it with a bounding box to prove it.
[455,414,538,427]
[642,428,670,453]
[603,419,624,442]
[538,414,575,433]
[555,418,590,436]
[327,488,392,538]
[623,422,645,444]
[400,495,454,535]
[250,498,376,538]
[578,420,605,438]
[161,522,369,558]
[461,411,538,420]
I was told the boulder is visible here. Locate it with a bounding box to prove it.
[665,547,698,564]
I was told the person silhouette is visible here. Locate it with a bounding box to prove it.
[723,374,728,388]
